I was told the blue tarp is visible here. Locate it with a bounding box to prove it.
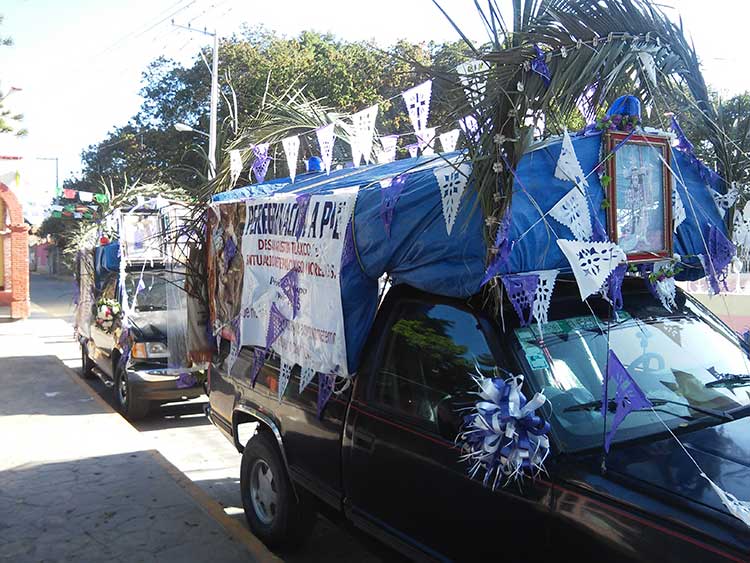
[94,241,120,290]
[213,131,726,373]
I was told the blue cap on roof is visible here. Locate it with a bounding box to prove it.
[607,94,641,119]
[306,156,324,172]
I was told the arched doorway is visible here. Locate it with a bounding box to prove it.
[0,181,29,319]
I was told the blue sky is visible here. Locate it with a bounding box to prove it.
[1,0,747,193]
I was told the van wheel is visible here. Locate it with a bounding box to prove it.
[80,343,96,379]
[113,363,150,421]
[240,431,313,549]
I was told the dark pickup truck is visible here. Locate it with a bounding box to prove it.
[207,280,750,562]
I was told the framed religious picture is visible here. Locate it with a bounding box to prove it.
[119,211,165,263]
[604,131,673,262]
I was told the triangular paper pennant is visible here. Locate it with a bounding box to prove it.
[703,475,750,528]
[433,163,471,235]
[295,193,312,240]
[554,129,589,188]
[549,187,593,241]
[316,124,336,174]
[733,208,750,249]
[416,127,436,156]
[378,135,398,164]
[351,105,379,166]
[78,191,94,203]
[278,361,293,403]
[317,371,336,418]
[673,187,686,232]
[531,269,559,328]
[266,302,290,350]
[439,129,460,153]
[557,240,627,300]
[501,273,539,327]
[281,136,300,182]
[250,347,267,387]
[654,277,677,312]
[251,143,271,184]
[455,59,488,106]
[712,187,738,219]
[229,149,243,185]
[603,350,653,453]
[402,81,432,134]
[300,366,316,393]
[406,144,419,159]
[278,268,301,318]
[380,175,406,238]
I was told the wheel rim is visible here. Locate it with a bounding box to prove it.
[250,459,278,525]
[117,369,128,406]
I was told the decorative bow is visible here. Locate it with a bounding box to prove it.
[458,374,550,490]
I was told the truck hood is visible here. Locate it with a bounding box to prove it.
[129,309,168,342]
[605,415,750,532]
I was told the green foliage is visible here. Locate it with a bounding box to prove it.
[0,15,24,137]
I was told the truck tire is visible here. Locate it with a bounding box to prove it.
[240,430,313,549]
[113,363,150,421]
[80,343,96,379]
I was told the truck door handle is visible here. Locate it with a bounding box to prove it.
[353,431,375,452]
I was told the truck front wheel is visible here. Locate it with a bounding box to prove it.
[240,430,313,549]
[113,363,150,421]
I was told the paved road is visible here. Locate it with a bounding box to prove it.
[30,274,402,563]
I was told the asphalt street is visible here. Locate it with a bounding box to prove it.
[27,273,403,563]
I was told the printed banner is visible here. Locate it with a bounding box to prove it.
[238,187,358,376]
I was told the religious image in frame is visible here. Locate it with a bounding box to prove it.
[605,131,673,262]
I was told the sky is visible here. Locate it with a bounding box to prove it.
[0,0,748,220]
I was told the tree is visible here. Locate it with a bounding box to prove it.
[0,15,26,137]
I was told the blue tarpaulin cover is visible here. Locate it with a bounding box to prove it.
[213,131,726,373]
[94,241,120,290]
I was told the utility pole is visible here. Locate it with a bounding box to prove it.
[172,21,219,180]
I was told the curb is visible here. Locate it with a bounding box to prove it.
[60,352,279,562]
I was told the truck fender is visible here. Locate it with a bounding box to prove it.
[232,405,298,501]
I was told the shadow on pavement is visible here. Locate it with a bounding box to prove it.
[0,450,258,562]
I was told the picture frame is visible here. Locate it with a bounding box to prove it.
[119,211,165,263]
[604,131,673,262]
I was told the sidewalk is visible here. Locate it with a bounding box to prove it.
[0,310,276,562]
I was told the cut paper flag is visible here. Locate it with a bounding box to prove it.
[316,124,336,174]
[704,224,737,294]
[378,135,398,164]
[78,191,94,203]
[406,144,419,158]
[576,83,598,124]
[673,187,686,232]
[402,80,432,134]
[603,350,653,453]
[554,129,589,188]
[531,269,559,328]
[702,474,750,529]
[604,263,627,311]
[250,347,266,387]
[416,127,436,156]
[295,193,312,240]
[459,115,480,143]
[278,268,300,318]
[380,175,406,238]
[501,273,539,327]
[549,187,592,241]
[433,163,471,236]
[281,135,300,182]
[251,143,271,184]
[481,210,513,286]
[94,193,109,204]
[278,361,293,403]
[317,371,336,418]
[636,51,657,86]
[439,129,460,153]
[455,59,489,106]
[226,317,241,375]
[557,240,627,300]
[230,149,243,185]
[712,187,738,219]
[733,204,750,249]
[654,276,677,312]
[351,105,379,167]
[531,45,552,86]
[63,189,76,199]
[265,302,290,350]
[300,366,316,393]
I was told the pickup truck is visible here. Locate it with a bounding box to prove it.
[80,266,203,420]
[207,279,750,562]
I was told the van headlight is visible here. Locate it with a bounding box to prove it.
[131,342,169,359]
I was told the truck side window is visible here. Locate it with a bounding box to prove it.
[372,301,496,428]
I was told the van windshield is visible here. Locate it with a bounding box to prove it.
[125,272,167,312]
[513,291,750,452]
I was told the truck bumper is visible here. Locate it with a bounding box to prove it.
[127,367,205,403]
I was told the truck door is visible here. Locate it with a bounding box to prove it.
[90,276,118,367]
[345,296,552,560]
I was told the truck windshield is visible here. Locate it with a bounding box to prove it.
[125,272,167,312]
[514,291,750,452]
